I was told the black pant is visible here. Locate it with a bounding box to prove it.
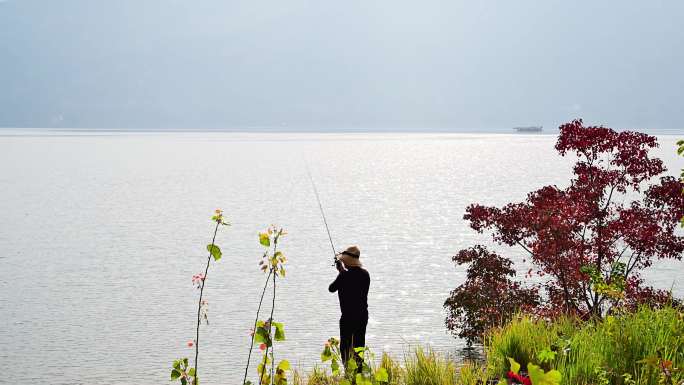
[340,317,368,371]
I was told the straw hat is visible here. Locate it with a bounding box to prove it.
[338,246,362,267]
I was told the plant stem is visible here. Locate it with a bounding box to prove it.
[270,269,276,383]
[260,238,279,385]
[243,267,273,385]
[195,220,220,384]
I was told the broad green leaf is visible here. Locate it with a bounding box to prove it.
[355,374,364,385]
[528,363,562,385]
[254,326,271,345]
[259,233,270,247]
[188,368,195,377]
[207,244,222,261]
[347,358,358,372]
[183,358,188,367]
[279,267,286,277]
[171,369,181,380]
[508,357,520,374]
[331,359,340,375]
[173,360,181,370]
[274,322,286,341]
[321,346,332,362]
[340,380,352,385]
[375,367,389,383]
[277,360,291,371]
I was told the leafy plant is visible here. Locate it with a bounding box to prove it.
[244,226,290,385]
[171,358,195,385]
[320,339,388,385]
[444,245,539,344]
[502,357,561,385]
[170,209,229,385]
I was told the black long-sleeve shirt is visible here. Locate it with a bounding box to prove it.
[328,266,370,320]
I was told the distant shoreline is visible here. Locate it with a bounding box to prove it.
[1,127,683,135]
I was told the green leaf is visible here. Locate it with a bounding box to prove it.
[254,326,270,344]
[183,358,188,367]
[340,380,351,385]
[528,364,562,385]
[207,244,222,261]
[277,360,291,371]
[321,346,332,362]
[508,357,520,375]
[279,267,286,277]
[259,233,270,247]
[171,369,181,380]
[375,367,389,383]
[537,348,557,363]
[331,359,340,375]
[356,374,364,385]
[274,322,286,341]
[347,358,358,372]
[173,360,181,370]
[188,368,195,377]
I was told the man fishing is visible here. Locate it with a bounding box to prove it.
[328,245,370,370]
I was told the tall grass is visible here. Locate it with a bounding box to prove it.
[485,306,684,385]
[294,307,682,385]
[293,349,485,385]
[404,348,457,385]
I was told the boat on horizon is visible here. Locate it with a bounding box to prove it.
[513,126,543,132]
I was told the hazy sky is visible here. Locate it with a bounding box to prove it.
[1,0,683,130]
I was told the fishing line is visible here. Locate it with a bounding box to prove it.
[304,161,337,262]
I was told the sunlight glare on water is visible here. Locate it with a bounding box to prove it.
[0,131,682,384]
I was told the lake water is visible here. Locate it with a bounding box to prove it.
[1,130,682,385]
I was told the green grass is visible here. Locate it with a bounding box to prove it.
[485,306,684,385]
[293,349,485,385]
[293,307,682,385]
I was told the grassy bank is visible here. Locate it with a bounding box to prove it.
[486,306,683,385]
[294,307,683,385]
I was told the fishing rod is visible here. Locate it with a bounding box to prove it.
[304,162,338,266]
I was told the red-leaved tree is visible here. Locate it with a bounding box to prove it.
[445,120,684,342]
